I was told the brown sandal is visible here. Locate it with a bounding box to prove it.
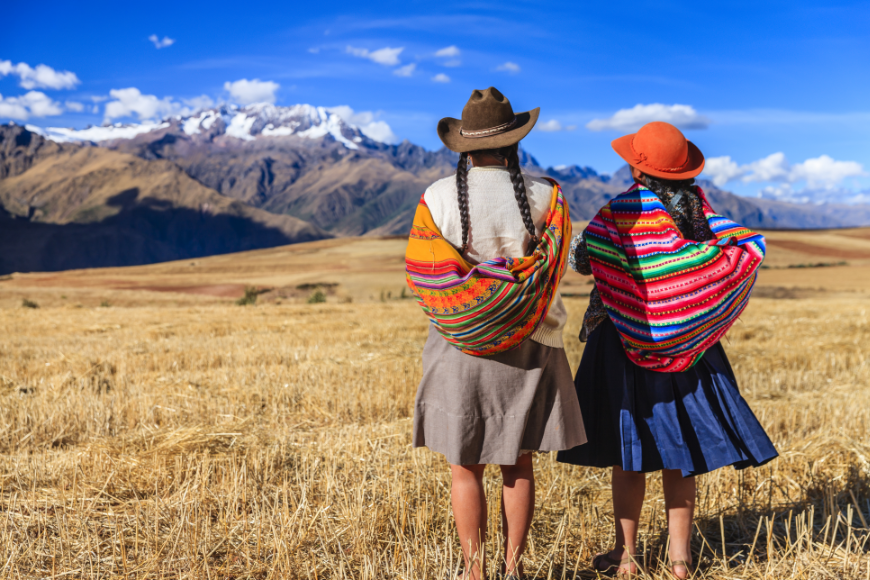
[592,553,636,577]
[669,560,693,578]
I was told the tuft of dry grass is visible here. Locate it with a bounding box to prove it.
[0,297,868,578]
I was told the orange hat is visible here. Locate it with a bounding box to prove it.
[611,121,705,180]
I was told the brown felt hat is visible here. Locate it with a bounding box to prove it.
[611,121,705,180]
[437,87,539,153]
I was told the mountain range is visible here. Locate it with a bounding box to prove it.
[2,103,869,274]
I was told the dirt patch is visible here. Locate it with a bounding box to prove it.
[130,284,246,297]
[765,240,870,259]
[753,286,826,299]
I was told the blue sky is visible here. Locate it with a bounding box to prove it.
[3,0,869,203]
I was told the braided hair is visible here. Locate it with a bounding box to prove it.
[454,143,539,256]
[643,175,696,205]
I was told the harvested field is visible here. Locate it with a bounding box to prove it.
[0,230,869,579]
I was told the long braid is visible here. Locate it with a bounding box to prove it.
[506,145,539,254]
[455,152,471,255]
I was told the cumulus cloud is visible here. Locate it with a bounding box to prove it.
[0,60,80,90]
[537,120,562,132]
[0,91,64,120]
[148,35,175,49]
[65,101,85,112]
[393,63,416,77]
[496,62,521,74]
[104,88,179,121]
[183,95,215,110]
[432,73,450,83]
[535,120,577,132]
[703,153,866,189]
[326,105,399,144]
[587,104,710,132]
[224,79,279,105]
[346,46,404,66]
[435,46,460,58]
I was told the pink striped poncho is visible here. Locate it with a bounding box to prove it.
[587,184,766,372]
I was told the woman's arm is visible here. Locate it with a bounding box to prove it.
[568,230,593,275]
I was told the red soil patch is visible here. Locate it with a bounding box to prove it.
[765,240,870,260]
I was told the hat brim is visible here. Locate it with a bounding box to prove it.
[437,108,540,153]
[611,133,705,180]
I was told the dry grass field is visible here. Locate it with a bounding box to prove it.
[1,228,869,579]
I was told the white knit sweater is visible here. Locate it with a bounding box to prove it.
[423,166,567,349]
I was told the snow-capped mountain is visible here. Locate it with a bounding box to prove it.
[27,103,395,150]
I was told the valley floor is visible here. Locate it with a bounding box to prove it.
[0,230,869,578]
[0,297,868,579]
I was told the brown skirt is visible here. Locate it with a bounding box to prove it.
[413,326,586,466]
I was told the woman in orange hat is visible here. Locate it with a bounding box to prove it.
[406,87,585,579]
[557,122,778,578]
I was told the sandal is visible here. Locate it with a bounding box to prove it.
[669,560,694,579]
[592,553,637,577]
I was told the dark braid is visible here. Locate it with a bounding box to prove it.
[455,144,539,256]
[643,175,713,241]
[455,152,471,254]
[505,144,539,254]
[644,175,696,204]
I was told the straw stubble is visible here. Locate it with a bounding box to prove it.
[0,298,867,578]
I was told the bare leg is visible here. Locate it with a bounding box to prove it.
[662,469,695,579]
[499,453,535,577]
[451,464,487,579]
[597,466,646,574]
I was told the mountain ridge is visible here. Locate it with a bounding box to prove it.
[4,103,870,273]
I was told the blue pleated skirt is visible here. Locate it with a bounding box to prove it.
[557,318,778,477]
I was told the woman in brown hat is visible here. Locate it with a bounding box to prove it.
[557,122,778,578]
[408,87,585,579]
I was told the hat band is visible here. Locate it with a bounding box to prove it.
[459,116,518,139]
[630,137,691,173]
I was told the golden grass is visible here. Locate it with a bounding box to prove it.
[1,294,869,579]
[3,226,869,310]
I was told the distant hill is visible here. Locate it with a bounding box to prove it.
[0,124,328,274]
[3,102,870,273]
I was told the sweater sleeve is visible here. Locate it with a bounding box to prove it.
[568,230,593,275]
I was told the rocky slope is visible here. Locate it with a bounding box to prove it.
[0,125,328,274]
[62,105,864,234]
[5,101,869,273]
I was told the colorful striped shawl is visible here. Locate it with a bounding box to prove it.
[587,184,765,372]
[405,180,571,356]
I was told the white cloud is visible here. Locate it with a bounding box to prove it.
[0,60,80,90]
[442,59,462,67]
[183,95,215,110]
[536,120,562,132]
[393,63,416,77]
[587,103,710,132]
[346,46,404,66]
[496,62,521,73]
[703,153,867,203]
[325,105,399,144]
[432,73,450,83]
[103,87,180,121]
[435,45,460,58]
[703,156,746,187]
[0,94,29,120]
[149,35,175,49]
[308,47,320,54]
[223,79,279,105]
[64,100,84,112]
[792,155,865,188]
[534,120,577,133]
[0,91,64,120]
